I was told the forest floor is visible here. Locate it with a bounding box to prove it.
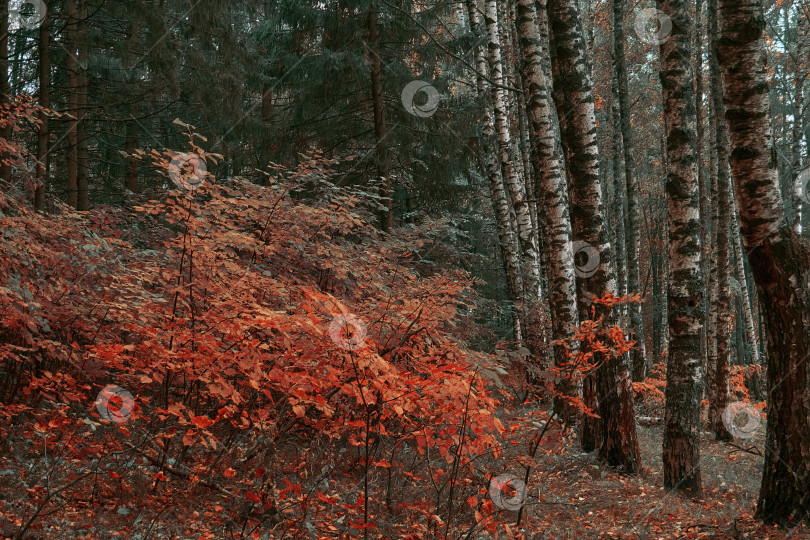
[3,405,808,540]
[483,403,808,540]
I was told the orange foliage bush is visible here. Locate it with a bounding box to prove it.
[0,122,670,538]
[0,127,518,537]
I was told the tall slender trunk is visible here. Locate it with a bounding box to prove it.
[695,0,710,380]
[706,65,719,405]
[516,90,536,236]
[707,1,733,441]
[613,0,647,381]
[485,0,542,313]
[123,25,138,193]
[506,2,529,195]
[649,201,665,364]
[790,85,803,233]
[791,10,807,234]
[533,0,554,80]
[0,2,11,182]
[515,0,580,420]
[547,0,641,471]
[368,2,392,232]
[501,0,554,362]
[610,74,627,299]
[35,6,50,211]
[76,0,89,210]
[467,0,525,344]
[67,0,79,208]
[729,189,759,364]
[659,0,703,492]
[9,34,23,94]
[718,0,810,523]
[581,17,623,453]
[532,0,562,354]
[654,38,673,374]
[734,294,745,364]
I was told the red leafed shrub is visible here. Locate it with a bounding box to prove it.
[0,132,509,537]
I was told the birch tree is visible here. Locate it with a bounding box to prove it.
[514,0,581,422]
[730,190,760,364]
[708,0,733,441]
[718,0,810,523]
[658,0,703,492]
[547,0,641,471]
[467,0,526,343]
[485,0,543,313]
[613,0,647,382]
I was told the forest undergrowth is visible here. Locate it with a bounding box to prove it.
[0,151,803,539]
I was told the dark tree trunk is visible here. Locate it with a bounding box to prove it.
[368,2,392,232]
[67,0,79,208]
[613,0,647,382]
[718,0,810,524]
[610,74,627,300]
[695,0,711,387]
[515,0,580,423]
[547,0,641,472]
[76,0,89,210]
[658,0,703,493]
[35,6,50,211]
[708,0,732,441]
[0,2,11,182]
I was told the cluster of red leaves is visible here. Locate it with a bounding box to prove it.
[632,361,667,406]
[0,141,515,537]
[0,95,44,171]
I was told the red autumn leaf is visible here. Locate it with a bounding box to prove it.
[190,414,215,429]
